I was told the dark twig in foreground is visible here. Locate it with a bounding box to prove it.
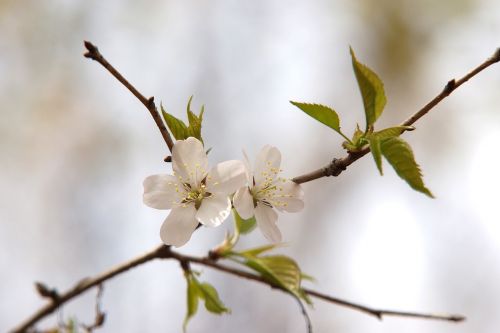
[292,48,500,184]
[83,41,174,151]
[11,245,463,332]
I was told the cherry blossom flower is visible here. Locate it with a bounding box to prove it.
[143,137,246,247]
[233,145,304,242]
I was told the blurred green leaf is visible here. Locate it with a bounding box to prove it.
[243,255,304,299]
[67,318,77,333]
[198,282,230,314]
[370,126,414,140]
[238,243,280,257]
[381,137,434,197]
[350,47,387,129]
[234,209,257,235]
[290,101,342,134]
[183,274,229,331]
[301,272,316,283]
[183,275,200,332]
[369,136,383,175]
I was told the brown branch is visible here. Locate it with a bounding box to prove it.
[10,245,463,332]
[15,45,490,332]
[81,284,106,332]
[167,251,464,323]
[304,289,464,322]
[83,41,175,152]
[10,245,170,333]
[292,48,500,184]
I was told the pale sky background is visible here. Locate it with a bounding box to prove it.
[1,0,500,332]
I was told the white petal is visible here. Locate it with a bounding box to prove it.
[242,149,253,183]
[255,203,281,243]
[143,174,184,209]
[233,187,255,219]
[195,195,231,227]
[273,180,305,213]
[172,137,208,187]
[160,205,198,247]
[254,145,281,185]
[206,160,247,194]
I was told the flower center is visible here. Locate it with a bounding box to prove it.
[252,176,292,209]
[183,182,212,209]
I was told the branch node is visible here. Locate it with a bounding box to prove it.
[83,41,99,59]
[147,96,156,109]
[443,79,456,94]
[326,158,347,177]
[208,250,221,261]
[155,244,172,259]
[35,282,59,302]
[450,315,466,322]
[491,48,500,62]
[180,260,191,272]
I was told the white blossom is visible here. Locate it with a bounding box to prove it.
[233,145,304,242]
[143,137,246,247]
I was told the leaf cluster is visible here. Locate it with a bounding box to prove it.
[161,96,205,143]
[291,48,433,197]
[184,272,229,332]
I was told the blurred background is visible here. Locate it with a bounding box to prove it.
[1,0,499,332]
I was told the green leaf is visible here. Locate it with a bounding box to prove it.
[186,96,204,142]
[290,101,341,134]
[67,318,78,333]
[183,274,229,331]
[381,137,434,197]
[259,255,302,292]
[234,209,257,235]
[350,47,387,129]
[243,255,303,298]
[351,124,365,143]
[161,104,188,140]
[343,124,366,151]
[197,282,230,314]
[161,97,205,143]
[183,275,200,332]
[238,243,281,257]
[370,126,414,140]
[369,136,383,175]
[301,272,316,283]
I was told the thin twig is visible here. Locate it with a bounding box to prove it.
[11,245,170,333]
[10,245,463,332]
[83,41,174,151]
[168,251,464,323]
[81,284,106,332]
[14,44,489,332]
[292,48,500,184]
[304,289,465,322]
[294,295,313,333]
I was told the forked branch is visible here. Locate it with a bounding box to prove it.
[10,245,464,332]
[83,41,174,151]
[12,42,497,332]
[292,48,500,184]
